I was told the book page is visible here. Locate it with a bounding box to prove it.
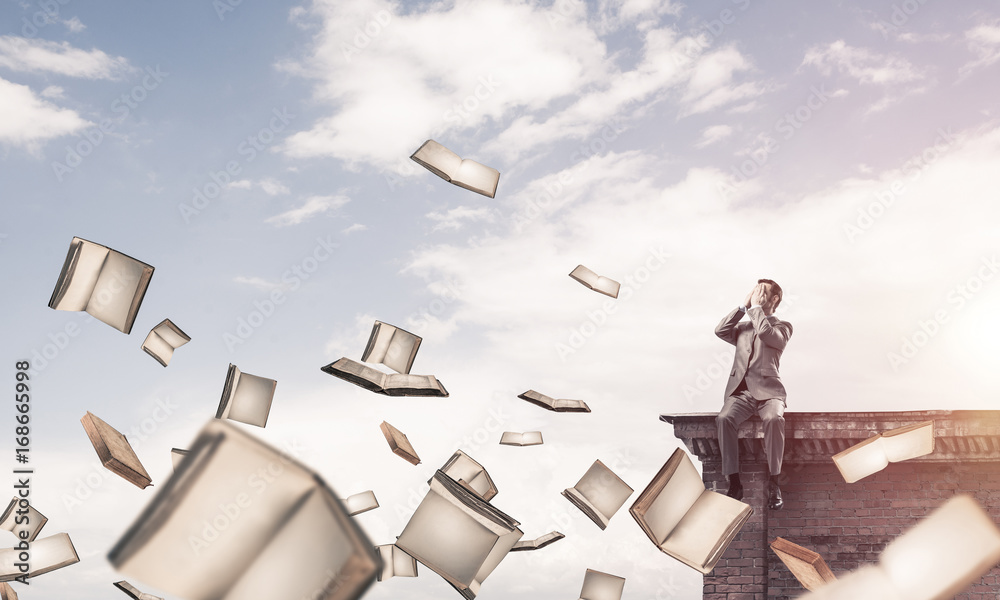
[636,450,705,546]
[881,421,934,463]
[226,371,276,427]
[573,461,633,524]
[141,332,174,366]
[453,159,500,198]
[383,373,447,396]
[411,140,463,181]
[441,451,497,501]
[50,238,109,311]
[362,322,421,374]
[343,491,378,516]
[0,498,47,542]
[85,249,149,332]
[595,276,621,298]
[579,568,625,600]
[569,265,599,288]
[660,491,751,572]
[323,358,389,392]
[0,532,78,580]
[879,494,1000,600]
[153,320,190,348]
[832,435,889,484]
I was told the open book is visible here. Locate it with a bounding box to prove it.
[798,494,1000,600]
[141,319,190,367]
[215,364,277,428]
[380,421,421,465]
[499,431,544,446]
[578,568,626,600]
[375,544,418,581]
[510,531,564,552]
[410,140,500,198]
[169,448,188,470]
[0,497,47,542]
[518,390,590,413]
[108,419,378,600]
[322,358,449,397]
[629,447,753,574]
[342,491,379,516]
[396,469,522,599]
[48,237,154,334]
[362,321,422,374]
[770,537,836,592]
[562,460,633,530]
[441,450,498,502]
[569,265,620,299]
[81,412,152,489]
[114,580,164,600]
[0,532,79,581]
[0,582,16,600]
[832,421,934,483]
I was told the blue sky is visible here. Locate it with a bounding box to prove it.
[2,0,1000,598]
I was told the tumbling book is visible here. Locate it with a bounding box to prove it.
[114,580,164,600]
[770,537,836,592]
[518,390,590,413]
[562,460,633,530]
[441,450,498,502]
[0,532,79,581]
[797,494,1000,600]
[396,469,522,599]
[48,237,154,334]
[342,491,379,516]
[375,544,418,581]
[362,321,422,374]
[569,265,620,299]
[108,419,378,600]
[169,448,188,470]
[832,421,934,483]
[141,319,191,367]
[215,364,277,428]
[629,448,753,574]
[578,568,625,600]
[322,358,449,397]
[510,531,564,552]
[499,431,544,446]
[0,582,16,600]
[410,139,500,198]
[81,412,152,489]
[0,497,47,542]
[380,421,421,465]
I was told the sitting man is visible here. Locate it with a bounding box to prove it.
[714,279,793,510]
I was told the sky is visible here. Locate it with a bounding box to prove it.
[1,0,1000,598]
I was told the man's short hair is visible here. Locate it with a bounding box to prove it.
[758,278,783,308]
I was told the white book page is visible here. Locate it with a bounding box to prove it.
[412,140,463,180]
[85,250,146,331]
[0,532,77,580]
[153,321,190,348]
[381,329,420,374]
[142,332,174,365]
[569,265,599,287]
[453,159,499,196]
[227,372,275,427]
[579,569,625,600]
[833,436,889,483]
[574,461,632,523]
[882,422,934,463]
[640,454,705,546]
[343,491,378,516]
[53,240,109,311]
[659,491,748,570]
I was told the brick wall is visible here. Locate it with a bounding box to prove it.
[661,411,1000,600]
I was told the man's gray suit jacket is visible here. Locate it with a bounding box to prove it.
[714,306,793,402]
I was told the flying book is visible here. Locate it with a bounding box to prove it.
[410,139,500,198]
[342,491,379,516]
[832,420,934,483]
[629,447,753,574]
[81,412,152,489]
[510,531,564,552]
[518,390,591,413]
[375,544,418,581]
[770,537,836,592]
[322,357,449,397]
[797,494,1000,600]
[578,568,625,600]
[380,421,421,465]
[569,265,620,299]
[396,469,523,599]
[499,431,544,446]
[108,419,378,600]
[114,580,164,600]
[0,582,16,600]
[0,532,79,581]
[362,321,422,374]
[441,450,498,502]
[169,448,188,470]
[0,497,47,542]
[215,363,277,428]
[141,319,191,367]
[562,460,634,530]
[48,237,154,334]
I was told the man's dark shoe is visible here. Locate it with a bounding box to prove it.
[725,481,743,501]
[768,479,783,510]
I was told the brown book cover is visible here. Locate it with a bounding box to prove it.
[770,537,836,591]
[80,412,152,489]
[518,390,591,413]
[380,421,421,465]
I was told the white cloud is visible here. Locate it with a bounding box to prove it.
[802,40,925,85]
[40,85,64,98]
[0,77,89,150]
[259,178,290,195]
[226,179,253,190]
[695,124,734,148]
[266,194,350,226]
[233,276,282,290]
[426,205,497,231]
[959,23,1000,77]
[0,35,130,79]
[63,17,86,32]
[342,223,367,234]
